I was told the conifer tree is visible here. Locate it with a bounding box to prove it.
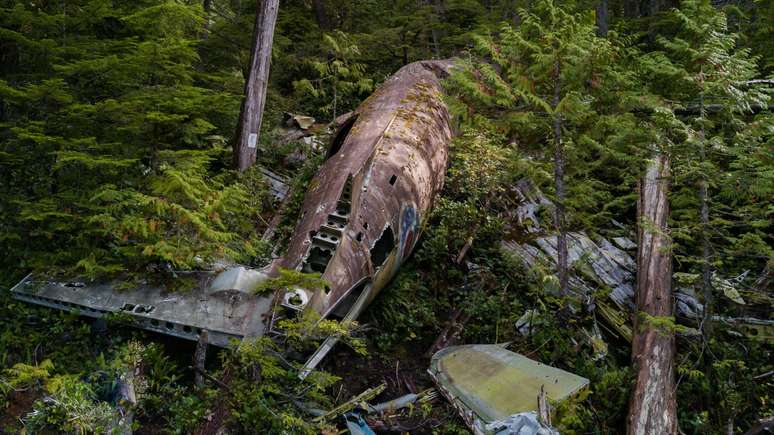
[643,0,770,324]
[0,1,264,276]
[292,30,372,120]
[446,0,619,297]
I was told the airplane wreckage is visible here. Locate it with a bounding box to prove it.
[11,59,453,361]
[8,59,771,433]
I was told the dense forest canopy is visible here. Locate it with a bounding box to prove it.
[0,0,772,433]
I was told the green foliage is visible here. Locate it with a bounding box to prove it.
[0,0,261,279]
[278,310,367,356]
[446,0,645,231]
[254,268,328,295]
[25,374,119,434]
[369,269,440,351]
[292,30,373,119]
[642,0,773,297]
[222,337,339,434]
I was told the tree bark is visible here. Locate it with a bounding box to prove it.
[647,0,660,16]
[596,0,609,37]
[698,92,713,330]
[202,0,212,39]
[627,154,677,435]
[624,0,640,18]
[312,0,330,30]
[233,0,279,172]
[552,58,569,297]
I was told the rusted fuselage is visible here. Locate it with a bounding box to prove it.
[275,60,452,320]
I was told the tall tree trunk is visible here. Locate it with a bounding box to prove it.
[202,0,212,39]
[647,0,660,16]
[624,0,640,18]
[430,25,441,58]
[596,0,608,37]
[552,58,569,297]
[627,154,677,435]
[313,0,330,30]
[233,0,279,172]
[427,0,445,58]
[698,91,712,329]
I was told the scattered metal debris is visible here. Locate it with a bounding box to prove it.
[515,309,541,337]
[717,316,774,343]
[486,412,559,435]
[312,383,386,424]
[501,179,774,345]
[260,167,290,200]
[343,411,376,435]
[284,112,316,130]
[367,388,438,414]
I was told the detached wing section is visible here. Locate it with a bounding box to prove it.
[10,267,274,347]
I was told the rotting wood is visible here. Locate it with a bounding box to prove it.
[627,154,677,435]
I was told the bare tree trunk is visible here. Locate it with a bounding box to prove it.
[647,0,660,16]
[202,0,212,39]
[233,0,279,172]
[431,0,445,58]
[596,0,609,37]
[313,0,330,30]
[627,154,677,435]
[552,58,569,297]
[698,92,713,330]
[624,0,640,18]
[425,308,471,357]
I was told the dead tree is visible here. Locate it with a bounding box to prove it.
[233,0,279,172]
[627,154,677,435]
